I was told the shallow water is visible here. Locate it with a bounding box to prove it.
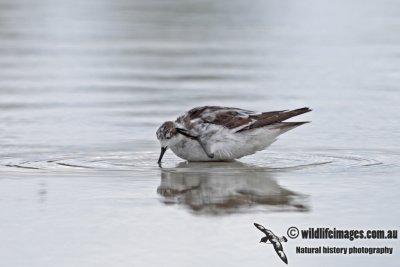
[0,0,399,266]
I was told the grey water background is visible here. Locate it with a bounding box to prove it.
[0,0,399,266]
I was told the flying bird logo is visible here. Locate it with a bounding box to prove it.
[254,223,289,264]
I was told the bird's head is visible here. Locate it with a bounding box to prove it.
[260,236,269,243]
[156,121,180,165]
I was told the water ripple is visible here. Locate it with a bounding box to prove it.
[0,149,395,174]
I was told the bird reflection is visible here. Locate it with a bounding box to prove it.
[157,161,309,215]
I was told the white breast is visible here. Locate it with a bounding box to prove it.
[170,138,213,161]
[170,126,282,161]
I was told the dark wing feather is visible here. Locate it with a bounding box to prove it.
[176,106,256,129]
[237,107,311,132]
[175,106,311,132]
[254,223,269,234]
[273,241,288,264]
[176,106,286,130]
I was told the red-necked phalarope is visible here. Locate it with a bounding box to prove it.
[156,106,311,165]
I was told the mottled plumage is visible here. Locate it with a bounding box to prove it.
[254,223,288,264]
[156,106,311,164]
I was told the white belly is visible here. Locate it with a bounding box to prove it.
[169,138,221,161]
[170,127,281,162]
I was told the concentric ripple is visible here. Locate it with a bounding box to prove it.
[0,149,397,174]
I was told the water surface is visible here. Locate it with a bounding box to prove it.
[0,0,399,266]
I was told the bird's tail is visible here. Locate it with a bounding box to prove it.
[269,108,311,134]
[279,236,288,242]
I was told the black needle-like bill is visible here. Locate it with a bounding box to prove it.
[157,147,167,166]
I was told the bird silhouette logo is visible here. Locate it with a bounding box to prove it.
[254,223,289,264]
